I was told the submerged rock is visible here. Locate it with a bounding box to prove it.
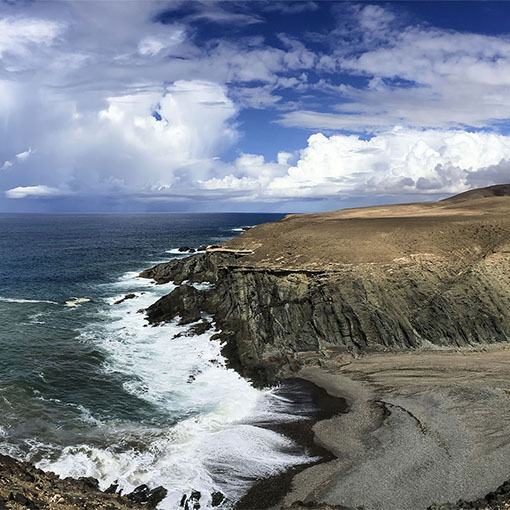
[180,490,201,510]
[114,293,136,305]
[126,484,168,507]
[211,491,225,506]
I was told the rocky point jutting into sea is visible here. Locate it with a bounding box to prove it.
[4,184,510,509]
[141,184,510,386]
[140,184,510,509]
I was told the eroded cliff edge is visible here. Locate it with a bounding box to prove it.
[141,185,510,386]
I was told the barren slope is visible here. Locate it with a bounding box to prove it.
[221,187,510,271]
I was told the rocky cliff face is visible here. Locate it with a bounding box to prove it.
[142,249,510,386]
[141,186,510,386]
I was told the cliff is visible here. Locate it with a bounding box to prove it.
[141,184,510,386]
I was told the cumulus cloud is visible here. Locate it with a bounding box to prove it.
[1,79,238,200]
[6,185,63,199]
[1,1,510,210]
[201,129,510,200]
[15,147,34,161]
[200,153,289,196]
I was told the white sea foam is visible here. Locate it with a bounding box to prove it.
[189,282,214,291]
[0,297,58,305]
[165,248,194,255]
[65,297,90,307]
[29,312,47,324]
[36,270,312,509]
[231,226,253,233]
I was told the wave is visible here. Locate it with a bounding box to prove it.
[165,248,201,255]
[231,226,254,233]
[65,297,90,308]
[0,297,58,305]
[34,269,313,509]
[29,312,48,324]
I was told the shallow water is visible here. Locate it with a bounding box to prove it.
[0,213,327,509]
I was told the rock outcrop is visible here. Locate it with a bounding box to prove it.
[0,454,166,510]
[142,185,510,386]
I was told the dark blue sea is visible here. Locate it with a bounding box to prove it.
[0,213,313,508]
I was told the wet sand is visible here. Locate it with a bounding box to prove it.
[235,379,347,510]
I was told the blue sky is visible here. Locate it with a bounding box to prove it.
[1,1,510,212]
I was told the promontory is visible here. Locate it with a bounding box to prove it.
[141,184,510,509]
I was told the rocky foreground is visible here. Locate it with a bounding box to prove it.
[0,454,166,509]
[140,184,510,509]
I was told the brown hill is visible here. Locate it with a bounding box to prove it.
[442,183,510,203]
[222,184,510,271]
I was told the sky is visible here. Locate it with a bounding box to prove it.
[1,1,510,213]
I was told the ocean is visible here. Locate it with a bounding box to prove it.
[0,213,321,509]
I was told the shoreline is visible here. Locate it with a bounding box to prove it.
[273,349,510,510]
[234,378,347,510]
[4,347,510,509]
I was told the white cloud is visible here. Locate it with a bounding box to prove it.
[1,80,238,198]
[277,152,293,165]
[96,80,238,183]
[0,17,62,58]
[200,129,510,201]
[279,5,510,132]
[1,161,12,170]
[15,147,34,161]
[138,27,185,56]
[1,2,510,210]
[268,129,510,198]
[6,185,62,199]
[200,153,289,196]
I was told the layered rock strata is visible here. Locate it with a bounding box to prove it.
[141,186,510,386]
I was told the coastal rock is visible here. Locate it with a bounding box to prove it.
[77,476,100,490]
[211,491,225,506]
[143,253,510,385]
[141,185,510,386]
[180,490,201,510]
[139,251,239,285]
[126,484,168,507]
[146,284,208,325]
[114,293,136,305]
[173,320,213,338]
[104,481,119,494]
[0,453,153,509]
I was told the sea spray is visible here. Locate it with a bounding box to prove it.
[0,213,301,509]
[37,271,313,509]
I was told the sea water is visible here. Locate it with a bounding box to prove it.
[0,213,317,509]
